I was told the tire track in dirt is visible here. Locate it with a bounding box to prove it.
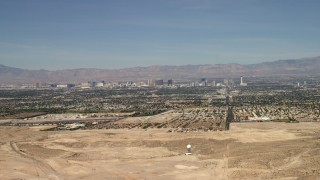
[10,141,63,180]
[279,149,310,170]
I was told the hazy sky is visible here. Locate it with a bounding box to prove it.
[1,0,320,70]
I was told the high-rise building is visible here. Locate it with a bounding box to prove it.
[155,79,164,86]
[240,76,247,86]
[96,82,104,87]
[167,79,173,86]
[200,78,207,86]
[148,79,155,86]
[126,81,134,87]
[224,79,229,86]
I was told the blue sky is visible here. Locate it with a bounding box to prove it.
[0,0,320,70]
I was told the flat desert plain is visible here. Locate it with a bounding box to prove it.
[1,122,320,180]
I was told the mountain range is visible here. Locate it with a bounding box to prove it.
[1,56,320,84]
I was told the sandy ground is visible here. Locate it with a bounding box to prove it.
[1,122,320,180]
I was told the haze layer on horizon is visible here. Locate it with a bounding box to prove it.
[0,0,320,70]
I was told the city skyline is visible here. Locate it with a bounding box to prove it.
[1,0,320,70]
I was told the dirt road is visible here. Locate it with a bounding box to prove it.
[10,141,62,180]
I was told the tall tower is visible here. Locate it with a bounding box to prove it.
[240,76,247,86]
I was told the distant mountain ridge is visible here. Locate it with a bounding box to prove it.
[1,56,320,84]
